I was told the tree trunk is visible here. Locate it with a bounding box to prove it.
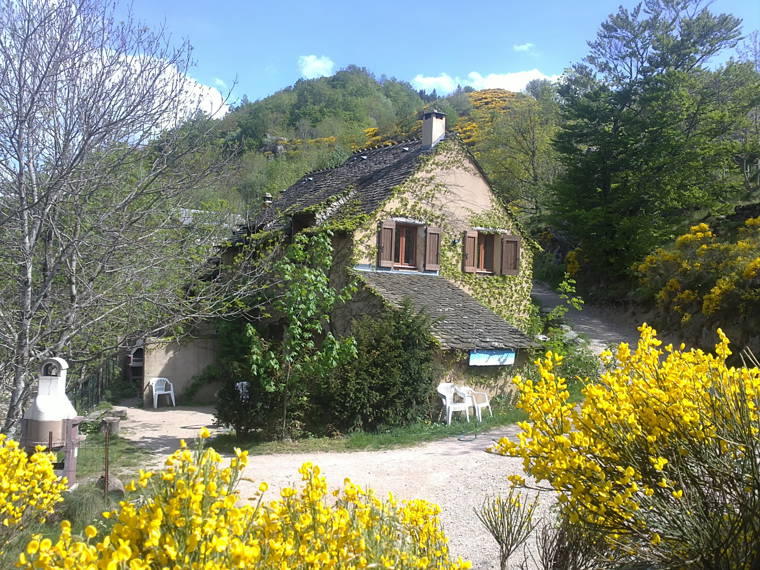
[4,259,34,435]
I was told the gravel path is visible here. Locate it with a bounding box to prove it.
[118,404,550,569]
[531,281,644,354]
[114,283,652,569]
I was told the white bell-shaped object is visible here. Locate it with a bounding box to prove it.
[24,357,77,422]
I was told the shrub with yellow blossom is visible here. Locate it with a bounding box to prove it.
[21,428,469,569]
[636,218,760,346]
[0,434,66,551]
[494,324,760,568]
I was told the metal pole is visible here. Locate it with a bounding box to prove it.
[103,420,110,499]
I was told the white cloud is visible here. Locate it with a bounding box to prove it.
[513,42,535,53]
[213,77,227,89]
[103,52,230,126]
[298,54,335,79]
[411,73,457,94]
[184,77,229,118]
[412,69,559,95]
[465,69,559,91]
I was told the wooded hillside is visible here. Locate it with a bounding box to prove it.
[192,1,760,349]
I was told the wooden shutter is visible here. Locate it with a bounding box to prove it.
[499,235,521,276]
[424,226,441,271]
[378,220,395,268]
[492,234,502,274]
[413,225,425,270]
[462,230,477,273]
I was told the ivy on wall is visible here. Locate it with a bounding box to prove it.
[348,139,535,330]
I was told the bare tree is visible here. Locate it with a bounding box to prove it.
[0,0,268,433]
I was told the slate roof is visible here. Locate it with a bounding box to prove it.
[249,139,428,233]
[359,271,534,350]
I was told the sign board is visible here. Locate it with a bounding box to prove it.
[469,350,515,366]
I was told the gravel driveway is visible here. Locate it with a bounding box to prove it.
[114,283,653,568]
[117,404,552,569]
[531,281,679,354]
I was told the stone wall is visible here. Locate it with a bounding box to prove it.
[434,350,529,398]
[142,336,218,407]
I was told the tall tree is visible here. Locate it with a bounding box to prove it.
[476,84,562,227]
[735,31,760,198]
[0,0,265,433]
[551,0,760,289]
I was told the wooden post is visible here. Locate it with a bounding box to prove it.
[63,417,84,489]
[103,420,110,500]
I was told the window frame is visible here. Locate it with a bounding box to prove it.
[463,229,521,276]
[377,219,441,271]
[393,223,418,268]
[476,233,496,273]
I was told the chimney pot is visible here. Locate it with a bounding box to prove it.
[422,109,446,148]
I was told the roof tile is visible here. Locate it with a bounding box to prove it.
[359,271,534,350]
[253,140,428,230]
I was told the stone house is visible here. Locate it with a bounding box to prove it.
[247,110,535,388]
[131,111,535,405]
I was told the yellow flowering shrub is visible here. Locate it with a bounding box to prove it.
[564,248,582,277]
[20,433,469,569]
[452,89,521,147]
[636,218,760,345]
[494,324,760,567]
[0,435,66,550]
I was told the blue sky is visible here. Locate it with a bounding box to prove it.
[128,0,759,107]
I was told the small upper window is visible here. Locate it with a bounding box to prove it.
[463,230,520,276]
[477,233,495,273]
[378,220,441,271]
[394,224,418,267]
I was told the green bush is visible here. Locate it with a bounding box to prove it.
[212,319,281,438]
[533,250,566,288]
[635,218,760,349]
[320,302,438,432]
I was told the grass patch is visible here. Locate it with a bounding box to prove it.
[75,431,150,480]
[57,484,120,533]
[211,406,526,456]
[0,483,121,568]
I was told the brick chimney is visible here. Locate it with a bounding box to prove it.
[422,109,446,148]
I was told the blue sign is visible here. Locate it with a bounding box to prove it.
[469,350,516,366]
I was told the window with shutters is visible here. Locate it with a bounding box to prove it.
[463,230,520,276]
[477,233,495,272]
[393,224,417,267]
[377,220,441,271]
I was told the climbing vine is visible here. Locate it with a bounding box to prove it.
[350,140,534,329]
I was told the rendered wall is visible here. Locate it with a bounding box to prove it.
[142,337,218,407]
[434,350,530,398]
[352,140,534,329]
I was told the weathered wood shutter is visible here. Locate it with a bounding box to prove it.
[492,234,502,273]
[378,220,395,268]
[499,235,520,275]
[462,230,478,273]
[424,226,441,270]
[414,226,426,270]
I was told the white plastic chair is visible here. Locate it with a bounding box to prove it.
[437,382,470,425]
[235,381,250,400]
[149,377,176,408]
[455,386,492,422]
